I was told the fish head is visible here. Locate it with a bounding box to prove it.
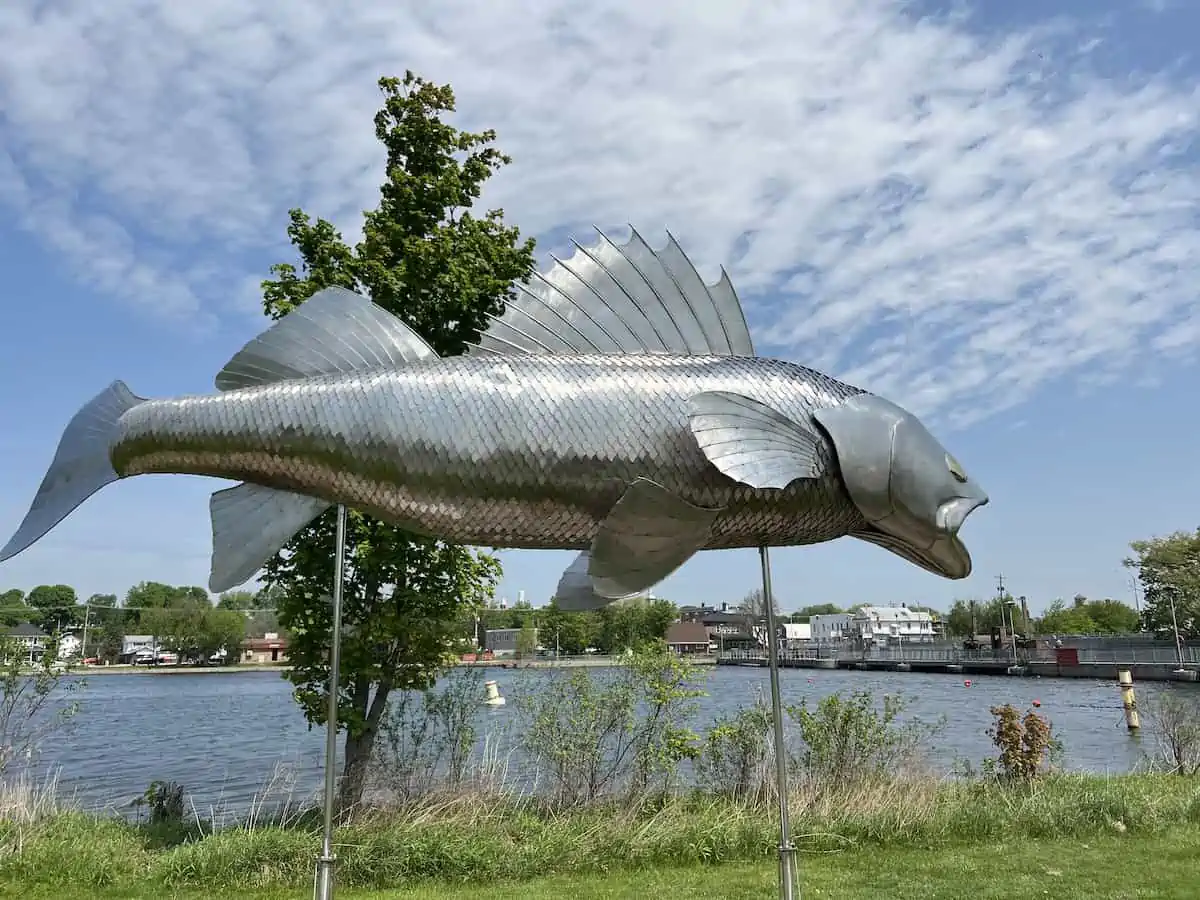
[812,393,988,580]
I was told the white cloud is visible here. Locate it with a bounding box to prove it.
[0,0,1196,425]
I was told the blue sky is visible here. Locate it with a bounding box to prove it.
[0,0,1197,614]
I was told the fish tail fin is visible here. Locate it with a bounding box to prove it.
[0,380,146,561]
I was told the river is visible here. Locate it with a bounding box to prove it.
[24,665,1185,818]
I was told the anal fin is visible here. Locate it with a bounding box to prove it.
[554,478,720,609]
[208,483,331,593]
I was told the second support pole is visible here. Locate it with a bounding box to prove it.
[760,545,798,900]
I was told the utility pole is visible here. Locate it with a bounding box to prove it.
[996,575,1017,657]
[80,604,92,661]
[1127,575,1142,614]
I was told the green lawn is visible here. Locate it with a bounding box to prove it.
[4,830,1196,900]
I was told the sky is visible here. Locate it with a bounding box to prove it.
[0,0,1197,615]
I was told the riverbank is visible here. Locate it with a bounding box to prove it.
[12,830,1195,900]
[458,654,717,669]
[68,664,290,676]
[1,774,1196,897]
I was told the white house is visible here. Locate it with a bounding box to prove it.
[810,613,853,644]
[852,605,935,645]
[3,623,48,664]
[782,623,810,648]
[57,632,82,659]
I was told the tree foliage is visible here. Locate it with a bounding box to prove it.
[1125,529,1200,639]
[736,587,779,618]
[788,603,842,622]
[25,584,80,632]
[1037,595,1140,636]
[258,71,536,812]
[510,598,678,655]
[0,634,82,779]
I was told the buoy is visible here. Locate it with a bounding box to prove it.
[1117,669,1139,731]
[964,680,972,687]
[1032,699,1041,708]
[483,680,506,707]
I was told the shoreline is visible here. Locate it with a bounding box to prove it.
[64,655,719,676]
[68,664,291,676]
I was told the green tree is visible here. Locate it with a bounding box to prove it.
[25,584,81,633]
[516,621,539,658]
[790,603,842,622]
[197,608,247,663]
[125,582,209,610]
[1087,598,1141,634]
[217,590,258,610]
[1125,529,1200,639]
[945,597,1006,637]
[219,587,285,637]
[81,594,118,658]
[258,71,536,813]
[736,587,778,618]
[0,634,82,776]
[0,590,27,627]
[1039,596,1140,635]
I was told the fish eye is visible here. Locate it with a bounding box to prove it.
[946,454,967,483]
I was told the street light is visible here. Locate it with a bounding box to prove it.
[1164,585,1186,672]
[1004,598,1021,660]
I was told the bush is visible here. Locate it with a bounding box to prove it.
[986,704,1059,781]
[789,690,943,785]
[372,666,493,804]
[512,644,704,805]
[1143,690,1200,776]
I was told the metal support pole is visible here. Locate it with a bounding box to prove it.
[1168,589,1186,671]
[760,545,798,900]
[315,504,348,900]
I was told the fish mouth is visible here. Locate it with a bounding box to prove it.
[937,494,988,535]
[854,492,988,581]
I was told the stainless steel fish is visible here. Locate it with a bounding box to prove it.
[0,228,988,607]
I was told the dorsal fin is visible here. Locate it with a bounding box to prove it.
[468,228,755,358]
[215,286,436,390]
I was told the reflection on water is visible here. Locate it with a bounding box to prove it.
[29,665,1180,815]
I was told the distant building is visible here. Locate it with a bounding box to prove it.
[2,623,48,664]
[242,632,288,665]
[57,632,82,659]
[810,614,853,644]
[852,605,935,646]
[782,623,811,648]
[665,622,712,655]
[484,627,537,657]
[122,635,155,655]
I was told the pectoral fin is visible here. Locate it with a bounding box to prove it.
[688,391,826,489]
[554,478,720,609]
[208,483,331,593]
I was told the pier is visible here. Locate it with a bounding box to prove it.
[717,645,1200,682]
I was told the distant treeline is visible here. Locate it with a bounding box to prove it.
[0,578,1150,664]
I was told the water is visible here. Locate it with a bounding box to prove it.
[27,666,1183,816]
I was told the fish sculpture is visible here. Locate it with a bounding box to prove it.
[0,228,987,608]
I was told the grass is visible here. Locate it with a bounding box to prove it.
[0,773,1197,897]
[2,830,1197,899]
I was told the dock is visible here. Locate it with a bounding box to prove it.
[717,646,1200,682]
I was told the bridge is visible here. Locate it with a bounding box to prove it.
[716,644,1200,682]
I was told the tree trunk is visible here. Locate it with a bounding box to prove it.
[335,676,394,817]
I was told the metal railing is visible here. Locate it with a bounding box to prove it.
[1072,646,1200,666]
[717,644,1200,667]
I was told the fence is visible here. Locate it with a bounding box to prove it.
[718,644,1200,667]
